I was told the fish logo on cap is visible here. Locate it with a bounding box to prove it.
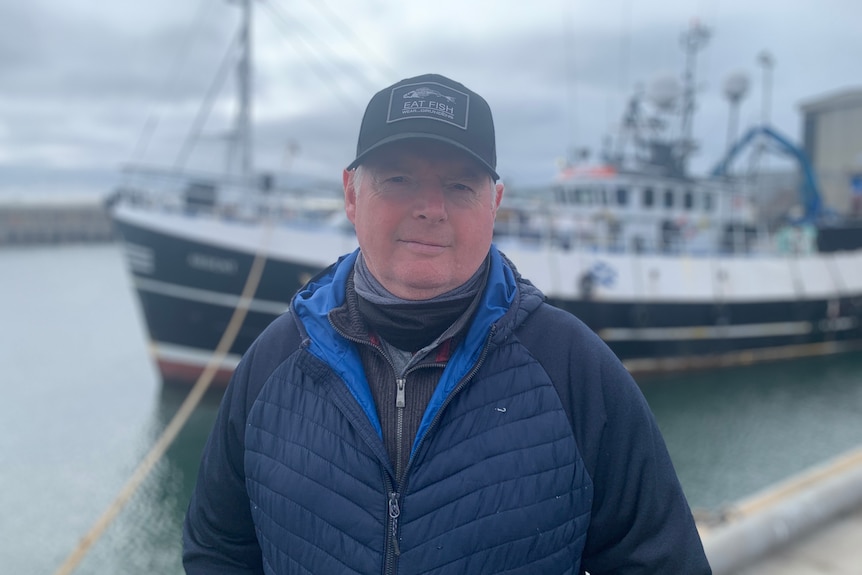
[387,81,469,129]
[403,87,457,103]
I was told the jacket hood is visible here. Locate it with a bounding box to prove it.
[290,245,544,439]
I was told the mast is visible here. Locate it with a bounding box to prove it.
[235,0,253,180]
[677,21,710,173]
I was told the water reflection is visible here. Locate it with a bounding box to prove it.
[642,353,862,511]
[74,385,221,575]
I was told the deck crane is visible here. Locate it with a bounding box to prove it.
[710,124,824,222]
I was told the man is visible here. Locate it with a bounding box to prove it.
[183,73,711,574]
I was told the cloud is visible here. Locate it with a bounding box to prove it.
[1,0,860,198]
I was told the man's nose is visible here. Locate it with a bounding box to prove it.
[413,184,448,222]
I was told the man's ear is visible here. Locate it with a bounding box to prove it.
[343,169,357,224]
[493,181,504,214]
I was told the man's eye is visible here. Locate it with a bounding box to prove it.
[448,183,473,192]
[376,176,412,191]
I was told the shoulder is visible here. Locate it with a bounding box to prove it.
[248,309,304,365]
[517,301,623,378]
[226,310,305,411]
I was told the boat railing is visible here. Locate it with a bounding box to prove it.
[493,202,818,258]
[111,166,344,227]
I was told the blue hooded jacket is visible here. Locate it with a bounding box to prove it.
[183,246,711,574]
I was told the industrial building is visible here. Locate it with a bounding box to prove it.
[801,87,862,217]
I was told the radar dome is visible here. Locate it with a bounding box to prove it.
[723,71,750,103]
[648,74,681,111]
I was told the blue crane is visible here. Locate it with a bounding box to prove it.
[710,125,824,222]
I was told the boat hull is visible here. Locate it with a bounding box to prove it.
[113,208,862,387]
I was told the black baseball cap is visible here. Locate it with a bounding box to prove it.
[347,73,499,180]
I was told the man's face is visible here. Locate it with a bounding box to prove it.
[343,140,504,300]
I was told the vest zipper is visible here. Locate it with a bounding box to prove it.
[383,483,401,575]
[395,377,406,480]
[388,491,401,556]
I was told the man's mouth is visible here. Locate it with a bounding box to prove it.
[401,239,447,254]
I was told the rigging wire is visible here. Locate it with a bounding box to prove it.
[173,27,242,172]
[259,0,364,112]
[298,0,399,83]
[124,0,221,170]
[264,0,385,94]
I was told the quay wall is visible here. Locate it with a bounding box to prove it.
[700,444,862,574]
[0,198,116,246]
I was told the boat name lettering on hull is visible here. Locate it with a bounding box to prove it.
[187,252,238,275]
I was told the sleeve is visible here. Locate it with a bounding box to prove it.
[578,354,712,575]
[181,351,265,574]
[182,312,301,574]
[520,304,711,574]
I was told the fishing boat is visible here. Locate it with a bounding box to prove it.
[110,4,862,387]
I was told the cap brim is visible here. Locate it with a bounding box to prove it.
[346,133,500,181]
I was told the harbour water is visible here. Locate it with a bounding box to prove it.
[2,243,861,574]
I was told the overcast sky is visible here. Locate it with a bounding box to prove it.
[1,0,859,198]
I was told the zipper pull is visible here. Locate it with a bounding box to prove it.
[395,377,406,408]
[388,491,401,556]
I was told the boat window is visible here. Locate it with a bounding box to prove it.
[599,187,608,206]
[575,188,591,205]
[553,186,566,203]
[616,187,629,206]
[684,190,694,210]
[643,187,655,208]
[703,192,714,212]
[566,188,577,204]
[664,189,674,208]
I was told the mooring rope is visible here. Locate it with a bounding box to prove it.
[53,219,273,575]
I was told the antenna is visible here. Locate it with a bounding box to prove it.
[723,71,750,152]
[757,50,775,126]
